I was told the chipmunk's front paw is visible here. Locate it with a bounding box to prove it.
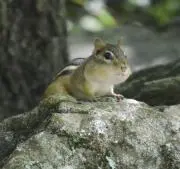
[113,93,124,102]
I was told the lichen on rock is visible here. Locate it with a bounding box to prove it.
[1,95,180,169]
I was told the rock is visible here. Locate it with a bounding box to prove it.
[158,105,180,169]
[0,132,17,168]
[1,96,180,169]
[0,107,45,168]
[116,59,180,106]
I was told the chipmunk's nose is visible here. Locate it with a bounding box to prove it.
[121,63,127,72]
[121,65,127,72]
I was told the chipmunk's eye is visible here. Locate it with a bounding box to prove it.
[104,51,113,60]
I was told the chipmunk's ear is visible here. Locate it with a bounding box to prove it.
[94,38,106,50]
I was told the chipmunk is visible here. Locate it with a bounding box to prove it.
[43,38,131,101]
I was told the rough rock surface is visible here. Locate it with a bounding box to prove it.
[116,59,180,106]
[0,95,180,169]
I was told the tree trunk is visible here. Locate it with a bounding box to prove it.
[0,0,69,120]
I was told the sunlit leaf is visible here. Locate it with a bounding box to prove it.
[148,0,180,25]
[79,15,104,32]
[71,0,86,6]
[96,9,117,27]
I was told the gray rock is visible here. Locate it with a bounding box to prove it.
[0,132,17,167]
[1,96,180,169]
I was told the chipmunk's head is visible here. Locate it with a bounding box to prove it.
[85,38,131,85]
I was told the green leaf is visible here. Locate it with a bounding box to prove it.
[71,0,85,6]
[96,9,117,27]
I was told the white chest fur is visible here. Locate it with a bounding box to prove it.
[87,80,113,96]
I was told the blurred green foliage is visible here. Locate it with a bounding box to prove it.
[67,0,180,31]
[66,0,117,32]
[71,0,85,6]
[148,0,180,25]
[97,9,116,27]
